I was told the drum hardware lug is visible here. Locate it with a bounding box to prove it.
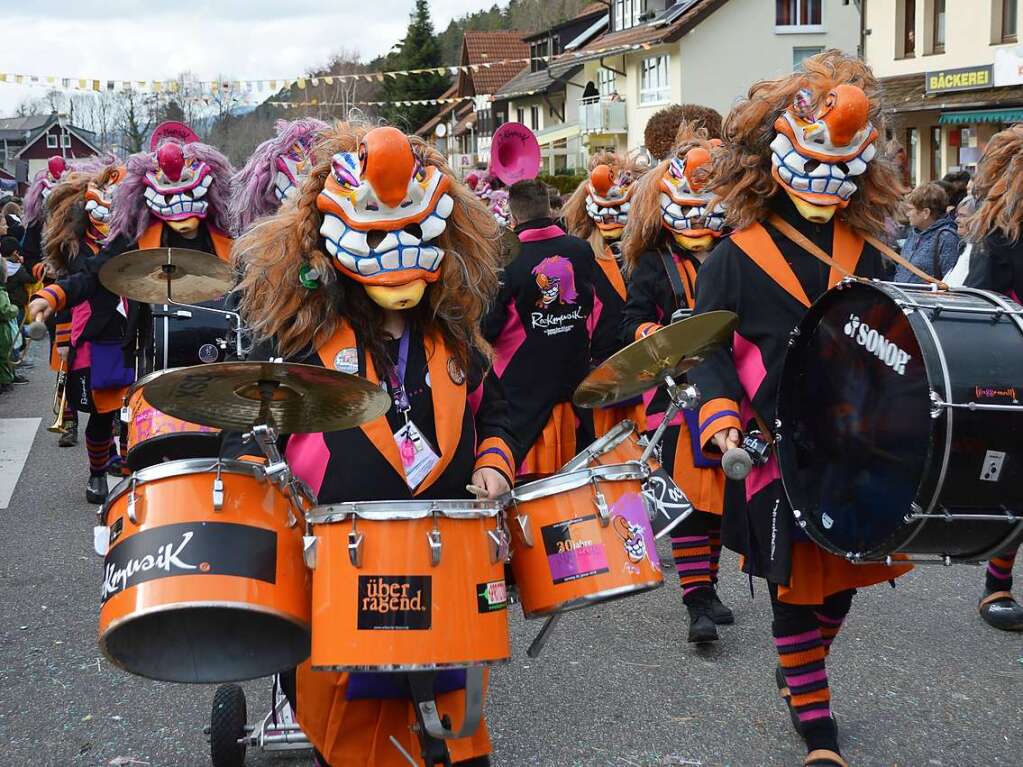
[428,519,443,567]
[302,536,317,569]
[127,477,139,524]
[516,514,534,547]
[791,508,801,518]
[347,524,364,568]
[592,479,611,526]
[929,390,944,419]
[212,464,225,510]
[797,518,807,529]
[487,528,509,564]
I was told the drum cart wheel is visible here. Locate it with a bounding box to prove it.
[209,684,247,767]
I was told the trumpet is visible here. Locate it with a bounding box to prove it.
[48,361,68,434]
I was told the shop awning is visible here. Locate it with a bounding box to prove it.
[938,107,1023,124]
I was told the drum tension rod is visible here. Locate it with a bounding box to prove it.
[212,463,224,511]
[348,520,364,568]
[428,512,442,566]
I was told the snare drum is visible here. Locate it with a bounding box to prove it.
[778,281,1023,562]
[305,500,511,671]
[97,459,312,683]
[563,420,692,538]
[123,369,220,471]
[507,462,662,618]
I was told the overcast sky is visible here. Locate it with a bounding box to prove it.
[0,0,503,114]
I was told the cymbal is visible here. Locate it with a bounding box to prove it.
[140,361,392,433]
[98,247,234,304]
[574,310,738,408]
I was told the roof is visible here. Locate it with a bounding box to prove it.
[881,74,1023,114]
[461,31,530,96]
[574,2,608,19]
[415,83,461,137]
[553,0,728,70]
[495,64,582,99]
[453,110,477,136]
[0,114,55,141]
[523,3,608,40]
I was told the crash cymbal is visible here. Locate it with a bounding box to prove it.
[98,247,234,304]
[140,361,392,433]
[574,310,738,408]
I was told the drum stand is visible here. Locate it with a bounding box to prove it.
[158,254,245,367]
[524,375,700,660]
[400,668,486,767]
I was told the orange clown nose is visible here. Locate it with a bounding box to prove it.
[359,127,416,209]
[820,84,870,147]
[683,147,712,192]
[590,164,614,196]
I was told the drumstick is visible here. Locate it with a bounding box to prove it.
[466,484,489,498]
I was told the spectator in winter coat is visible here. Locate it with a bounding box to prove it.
[893,182,960,282]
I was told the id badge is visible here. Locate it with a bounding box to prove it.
[393,420,440,490]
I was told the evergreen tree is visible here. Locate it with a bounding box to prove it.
[380,0,450,132]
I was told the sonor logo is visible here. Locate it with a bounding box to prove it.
[357,575,432,630]
[843,314,911,375]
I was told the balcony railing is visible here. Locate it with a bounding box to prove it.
[579,97,627,134]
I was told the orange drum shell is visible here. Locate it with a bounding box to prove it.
[509,476,663,618]
[126,387,219,453]
[98,469,310,654]
[309,516,510,670]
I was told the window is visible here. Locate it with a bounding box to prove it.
[639,54,670,105]
[61,133,71,148]
[598,68,617,98]
[931,0,946,53]
[906,128,919,187]
[516,107,525,124]
[613,0,646,32]
[775,0,823,30]
[903,0,917,56]
[530,39,549,73]
[1004,0,1019,42]
[793,46,824,69]
[46,133,57,149]
[930,126,943,180]
[530,105,539,131]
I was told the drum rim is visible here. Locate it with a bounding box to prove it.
[102,458,275,518]
[560,419,637,473]
[127,366,180,395]
[507,461,649,504]
[99,598,311,682]
[311,656,511,673]
[520,578,664,619]
[307,499,503,524]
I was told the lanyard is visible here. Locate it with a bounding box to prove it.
[386,325,412,415]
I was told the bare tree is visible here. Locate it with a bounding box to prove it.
[116,87,158,153]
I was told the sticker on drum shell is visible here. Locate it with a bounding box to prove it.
[610,493,660,570]
[357,575,432,630]
[476,580,508,613]
[541,515,610,585]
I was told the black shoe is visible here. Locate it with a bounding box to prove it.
[685,589,720,644]
[11,373,29,385]
[979,589,1023,631]
[86,474,108,505]
[59,423,78,448]
[106,457,126,477]
[708,590,735,625]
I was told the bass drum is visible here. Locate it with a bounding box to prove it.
[151,297,233,370]
[777,280,1023,562]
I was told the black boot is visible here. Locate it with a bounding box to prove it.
[979,589,1023,631]
[684,588,719,644]
[708,589,734,625]
[86,473,108,505]
[59,421,78,447]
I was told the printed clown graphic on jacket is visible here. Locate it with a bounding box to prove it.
[532,255,578,308]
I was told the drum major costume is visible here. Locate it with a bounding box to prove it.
[228,123,516,767]
[689,51,911,766]
[620,124,732,643]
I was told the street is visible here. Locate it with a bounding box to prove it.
[1,370,1021,767]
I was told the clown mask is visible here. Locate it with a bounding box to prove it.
[659,144,726,252]
[317,126,455,311]
[40,156,67,201]
[274,138,315,203]
[143,142,214,235]
[83,167,123,243]
[770,84,878,223]
[585,163,634,241]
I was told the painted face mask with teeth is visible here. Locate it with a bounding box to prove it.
[84,166,123,243]
[770,84,878,224]
[274,138,315,203]
[317,126,455,311]
[41,155,67,201]
[585,163,635,241]
[143,142,214,235]
[659,144,726,252]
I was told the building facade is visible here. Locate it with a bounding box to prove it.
[865,0,1023,185]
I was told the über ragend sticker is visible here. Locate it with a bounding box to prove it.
[357,575,432,630]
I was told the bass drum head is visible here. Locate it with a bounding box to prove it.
[777,281,933,557]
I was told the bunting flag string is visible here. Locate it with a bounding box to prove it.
[0,41,653,98]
